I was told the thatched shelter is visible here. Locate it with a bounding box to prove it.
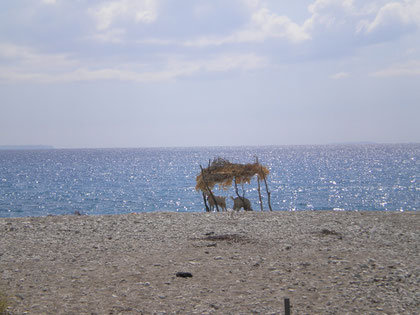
[196,157,272,212]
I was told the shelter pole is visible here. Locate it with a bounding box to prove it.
[202,192,210,212]
[255,157,264,211]
[200,165,220,212]
[234,178,246,203]
[257,176,264,211]
[261,166,273,211]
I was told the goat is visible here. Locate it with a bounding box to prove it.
[207,195,227,212]
[231,196,253,211]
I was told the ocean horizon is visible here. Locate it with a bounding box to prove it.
[0,143,418,217]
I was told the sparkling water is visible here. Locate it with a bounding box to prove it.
[0,144,418,217]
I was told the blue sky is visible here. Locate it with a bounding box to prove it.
[1,0,419,148]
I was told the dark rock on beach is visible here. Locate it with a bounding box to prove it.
[175,272,193,278]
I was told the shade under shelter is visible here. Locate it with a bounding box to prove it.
[196,157,272,212]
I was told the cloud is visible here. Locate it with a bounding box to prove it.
[90,28,126,43]
[330,72,350,79]
[183,5,310,47]
[303,0,357,32]
[149,0,419,50]
[248,8,311,43]
[0,45,266,83]
[303,0,420,46]
[87,0,419,53]
[239,0,262,9]
[0,43,76,69]
[4,1,420,81]
[371,60,420,77]
[308,0,356,14]
[136,38,177,46]
[90,0,158,31]
[357,1,420,34]
[200,53,267,72]
[41,0,57,4]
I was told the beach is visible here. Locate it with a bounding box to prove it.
[0,211,419,314]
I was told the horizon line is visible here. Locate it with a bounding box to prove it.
[1,142,419,151]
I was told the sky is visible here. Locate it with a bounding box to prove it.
[0,0,419,148]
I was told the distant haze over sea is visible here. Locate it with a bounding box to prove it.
[0,145,54,150]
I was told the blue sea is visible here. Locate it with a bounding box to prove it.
[0,144,418,217]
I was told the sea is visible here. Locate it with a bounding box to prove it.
[0,144,418,217]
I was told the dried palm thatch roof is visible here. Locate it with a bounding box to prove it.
[195,157,270,192]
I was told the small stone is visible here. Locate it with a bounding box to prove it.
[176,272,193,278]
[16,294,25,300]
[210,304,219,310]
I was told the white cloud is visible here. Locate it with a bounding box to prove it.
[193,3,214,18]
[239,0,262,10]
[90,28,126,43]
[92,0,420,50]
[371,60,420,77]
[41,0,57,4]
[183,6,310,47]
[182,0,419,48]
[0,43,76,69]
[330,72,350,79]
[201,53,267,72]
[90,0,158,31]
[358,1,420,34]
[182,36,230,47]
[304,0,356,31]
[0,49,266,83]
[249,8,311,43]
[308,0,355,14]
[136,38,177,46]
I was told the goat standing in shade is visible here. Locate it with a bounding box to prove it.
[231,197,253,211]
[207,195,227,212]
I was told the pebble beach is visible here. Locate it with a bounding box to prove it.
[0,211,419,314]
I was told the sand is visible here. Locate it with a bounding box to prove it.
[0,211,419,314]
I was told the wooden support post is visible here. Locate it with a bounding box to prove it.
[284,298,291,315]
[255,157,264,211]
[261,166,273,211]
[257,176,263,211]
[234,177,245,203]
[200,165,219,212]
[202,192,210,212]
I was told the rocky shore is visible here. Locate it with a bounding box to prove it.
[0,211,419,314]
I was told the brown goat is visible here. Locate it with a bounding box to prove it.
[207,195,227,212]
[231,197,253,211]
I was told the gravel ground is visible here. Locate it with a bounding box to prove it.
[0,211,419,314]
